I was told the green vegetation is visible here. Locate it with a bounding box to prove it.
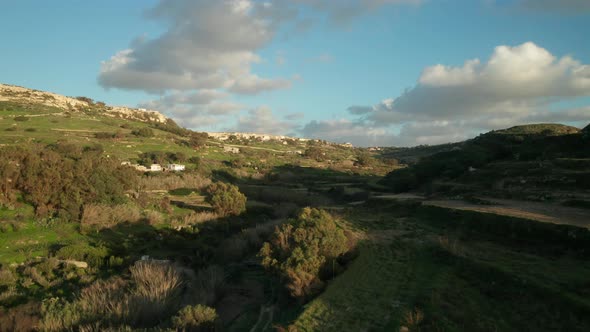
[206,182,247,217]
[1,89,589,331]
[259,208,353,300]
[381,123,590,197]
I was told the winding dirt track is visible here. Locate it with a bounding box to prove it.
[423,198,590,229]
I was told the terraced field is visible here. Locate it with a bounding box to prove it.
[285,203,590,331]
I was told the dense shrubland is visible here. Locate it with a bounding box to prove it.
[0,144,137,221]
[259,208,355,300]
[381,124,590,193]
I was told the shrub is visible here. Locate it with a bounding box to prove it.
[130,261,184,305]
[131,128,155,138]
[0,267,17,288]
[143,209,163,225]
[25,128,37,132]
[5,126,17,131]
[259,208,351,300]
[95,132,115,139]
[304,146,326,162]
[55,244,109,269]
[172,304,218,331]
[14,116,29,122]
[81,204,142,231]
[138,173,211,191]
[206,182,247,217]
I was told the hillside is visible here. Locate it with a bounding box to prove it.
[1,84,590,331]
[380,122,590,226]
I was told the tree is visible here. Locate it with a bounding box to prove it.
[189,132,208,148]
[304,146,326,162]
[354,151,375,167]
[206,182,246,217]
[259,208,350,300]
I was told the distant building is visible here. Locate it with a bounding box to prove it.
[149,164,163,172]
[167,164,186,171]
[121,161,163,172]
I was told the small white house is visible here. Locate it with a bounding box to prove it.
[167,164,186,171]
[149,164,163,172]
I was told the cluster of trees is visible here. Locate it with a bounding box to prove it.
[259,208,353,300]
[381,124,590,193]
[206,182,247,217]
[138,151,188,166]
[304,146,327,162]
[0,143,137,221]
[131,128,155,138]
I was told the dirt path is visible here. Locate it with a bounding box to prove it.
[249,305,275,332]
[207,140,300,154]
[424,198,590,229]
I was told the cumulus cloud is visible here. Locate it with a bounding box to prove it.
[307,42,590,147]
[301,119,397,146]
[99,0,421,134]
[293,0,421,25]
[231,106,300,135]
[99,0,292,94]
[227,74,292,94]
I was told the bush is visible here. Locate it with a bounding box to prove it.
[305,146,327,162]
[259,208,351,300]
[25,128,37,132]
[14,116,29,122]
[206,182,247,217]
[81,204,142,231]
[172,304,218,331]
[95,132,115,139]
[55,244,109,269]
[130,261,184,304]
[131,128,155,138]
[0,267,17,288]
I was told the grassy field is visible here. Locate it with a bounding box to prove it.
[284,203,590,331]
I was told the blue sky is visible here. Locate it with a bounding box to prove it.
[1,0,589,146]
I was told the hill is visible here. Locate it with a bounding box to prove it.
[381,122,590,203]
[1,83,590,331]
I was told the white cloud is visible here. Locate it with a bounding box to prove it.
[230,106,300,135]
[363,42,590,124]
[99,0,292,94]
[303,42,590,147]
[227,74,292,95]
[301,119,397,146]
[292,0,421,25]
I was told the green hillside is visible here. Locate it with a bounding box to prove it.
[1,85,590,331]
[381,122,590,201]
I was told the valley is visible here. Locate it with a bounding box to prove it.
[0,85,589,331]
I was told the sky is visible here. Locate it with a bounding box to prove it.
[1,0,589,146]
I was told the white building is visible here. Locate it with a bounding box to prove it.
[167,164,186,171]
[149,164,163,172]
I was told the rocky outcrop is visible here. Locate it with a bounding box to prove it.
[0,83,168,124]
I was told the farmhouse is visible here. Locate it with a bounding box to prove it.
[167,164,186,171]
[149,164,162,172]
[121,161,163,172]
